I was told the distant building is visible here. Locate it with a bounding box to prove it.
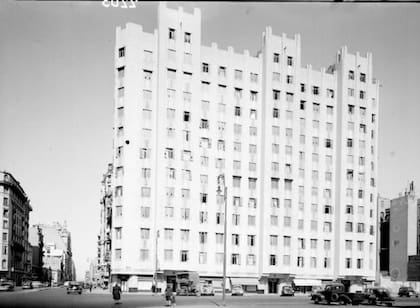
[36,222,74,284]
[28,225,44,280]
[380,182,420,281]
[377,196,390,273]
[0,171,32,285]
[97,163,113,288]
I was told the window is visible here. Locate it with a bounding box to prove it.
[359,90,366,100]
[199,211,208,223]
[250,109,257,120]
[324,222,332,232]
[273,72,281,82]
[270,235,278,246]
[312,86,319,95]
[218,66,226,77]
[250,73,258,83]
[347,138,353,148]
[232,234,240,246]
[248,235,256,247]
[199,232,208,244]
[357,258,363,269]
[234,106,241,117]
[348,104,355,114]
[360,73,366,82]
[300,100,306,110]
[164,249,173,261]
[270,255,277,266]
[181,250,189,262]
[183,111,190,122]
[118,47,125,57]
[234,69,243,80]
[233,176,241,188]
[232,214,240,226]
[286,92,293,102]
[348,70,354,80]
[327,89,334,98]
[273,90,280,100]
[286,75,293,84]
[345,222,353,232]
[273,53,280,63]
[357,223,365,233]
[202,63,209,73]
[284,216,291,227]
[324,240,331,250]
[287,56,293,66]
[273,108,279,118]
[248,215,256,226]
[283,236,291,247]
[249,126,257,137]
[297,256,304,267]
[345,258,352,269]
[270,215,278,226]
[115,249,122,260]
[247,254,256,266]
[169,28,176,40]
[231,254,240,265]
[184,32,191,43]
[348,88,355,97]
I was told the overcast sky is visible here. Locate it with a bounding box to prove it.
[1,1,419,279]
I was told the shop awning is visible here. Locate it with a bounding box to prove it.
[293,279,322,286]
[230,277,259,286]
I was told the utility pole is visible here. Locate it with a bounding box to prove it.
[217,174,227,306]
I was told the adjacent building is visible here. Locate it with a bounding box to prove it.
[28,225,44,281]
[36,222,74,284]
[97,163,113,288]
[379,182,420,281]
[0,171,32,285]
[110,3,379,292]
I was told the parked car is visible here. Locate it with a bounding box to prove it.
[67,281,83,295]
[200,283,215,296]
[281,285,295,296]
[311,282,365,305]
[0,281,14,291]
[22,281,33,289]
[362,287,394,306]
[32,281,43,288]
[231,285,244,296]
[310,286,323,300]
[398,286,419,298]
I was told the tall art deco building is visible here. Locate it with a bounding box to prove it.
[110,3,380,293]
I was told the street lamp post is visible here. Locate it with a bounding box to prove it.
[153,229,159,294]
[217,174,228,306]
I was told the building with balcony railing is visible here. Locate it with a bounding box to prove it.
[109,3,380,293]
[97,163,113,288]
[0,171,32,285]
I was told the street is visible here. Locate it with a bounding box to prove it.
[0,288,420,308]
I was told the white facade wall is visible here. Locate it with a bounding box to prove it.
[111,3,379,291]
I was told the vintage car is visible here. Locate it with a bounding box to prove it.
[363,287,394,306]
[281,285,295,296]
[231,285,244,296]
[66,281,83,295]
[0,280,14,292]
[398,286,419,298]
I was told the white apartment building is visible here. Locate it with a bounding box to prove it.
[110,3,379,293]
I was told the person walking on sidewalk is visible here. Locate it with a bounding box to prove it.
[165,284,176,307]
[112,283,122,303]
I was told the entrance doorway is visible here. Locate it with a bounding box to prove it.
[268,279,279,294]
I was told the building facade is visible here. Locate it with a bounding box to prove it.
[0,171,32,285]
[388,182,419,281]
[110,3,379,293]
[37,222,74,284]
[28,225,44,281]
[377,196,390,274]
[97,163,113,288]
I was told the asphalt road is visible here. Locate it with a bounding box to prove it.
[0,288,419,308]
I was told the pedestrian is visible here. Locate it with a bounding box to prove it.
[165,284,175,307]
[89,283,92,293]
[112,282,122,303]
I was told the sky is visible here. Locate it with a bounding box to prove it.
[1,1,419,279]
